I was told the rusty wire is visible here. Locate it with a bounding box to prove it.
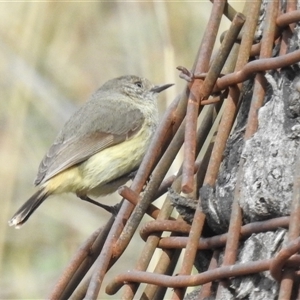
[181,11,245,195]
[272,3,298,299]
[278,145,300,299]
[49,216,115,300]
[49,2,300,299]
[120,106,216,299]
[214,0,272,297]
[155,216,290,250]
[121,188,179,298]
[174,7,246,300]
[215,1,280,298]
[106,256,300,294]
[166,11,249,297]
[211,49,300,92]
[271,237,300,282]
[181,0,226,194]
[198,250,220,298]
[277,10,300,27]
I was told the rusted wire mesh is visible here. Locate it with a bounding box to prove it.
[49,1,300,299]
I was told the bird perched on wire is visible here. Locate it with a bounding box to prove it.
[9,75,173,228]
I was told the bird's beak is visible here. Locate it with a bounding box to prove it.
[150,83,174,93]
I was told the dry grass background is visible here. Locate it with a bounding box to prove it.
[0,1,242,298]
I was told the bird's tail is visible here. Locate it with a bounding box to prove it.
[8,189,48,228]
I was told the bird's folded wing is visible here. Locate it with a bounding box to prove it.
[34,103,144,185]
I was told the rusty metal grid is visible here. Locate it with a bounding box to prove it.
[48,1,300,299]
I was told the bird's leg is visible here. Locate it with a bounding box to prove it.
[77,194,120,215]
[127,168,138,180]
[127,168,151,191]
[75,169,141,215]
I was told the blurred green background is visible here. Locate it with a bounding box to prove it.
[0,1,243,299]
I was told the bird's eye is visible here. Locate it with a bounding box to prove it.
[134,81,143,88]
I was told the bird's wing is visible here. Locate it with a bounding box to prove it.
[34,96,144,185]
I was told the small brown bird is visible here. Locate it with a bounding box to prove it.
[9,75,173,228]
